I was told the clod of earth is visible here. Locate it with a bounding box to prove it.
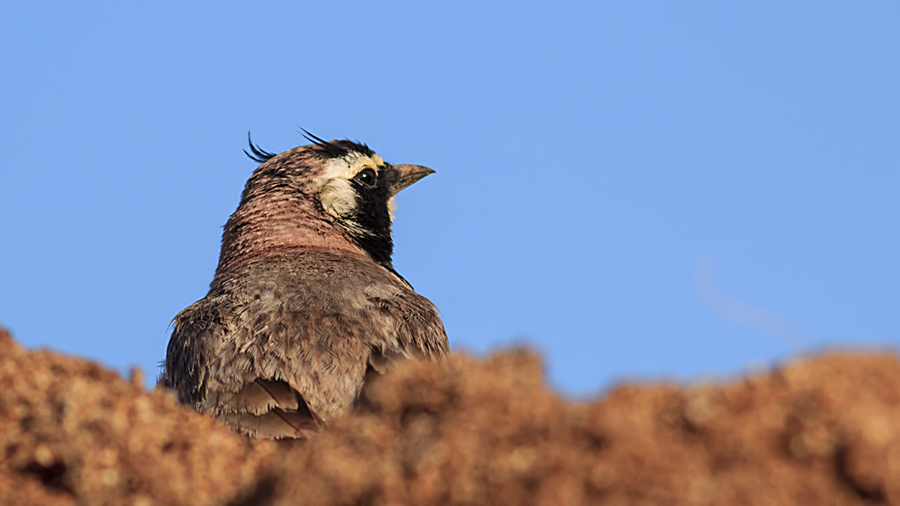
[2,326,900,505]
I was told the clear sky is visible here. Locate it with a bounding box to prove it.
[2,2,898,396]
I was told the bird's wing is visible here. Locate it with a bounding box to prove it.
[362,281,450,369]
[165,299,323,438]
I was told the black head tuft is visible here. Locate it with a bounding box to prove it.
[243,132,277,163]
[299,127,375,159]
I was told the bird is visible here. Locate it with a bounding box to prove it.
[163,131,449,439]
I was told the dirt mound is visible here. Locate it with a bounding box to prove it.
[2,325,900,505]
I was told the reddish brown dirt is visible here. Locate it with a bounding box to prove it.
[2,325,900,506]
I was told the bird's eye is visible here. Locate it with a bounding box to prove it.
[354,168,377,188]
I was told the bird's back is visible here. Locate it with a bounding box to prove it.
[164,248,448,437]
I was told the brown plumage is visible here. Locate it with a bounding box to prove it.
[163,133,448,438]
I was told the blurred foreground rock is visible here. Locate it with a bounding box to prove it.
[2,325,900,505]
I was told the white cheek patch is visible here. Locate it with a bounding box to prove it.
[319,178,357,218]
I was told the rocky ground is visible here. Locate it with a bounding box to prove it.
[2,325,900,505]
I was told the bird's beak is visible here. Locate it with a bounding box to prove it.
[390,164,435,195]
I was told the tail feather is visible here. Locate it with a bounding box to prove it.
[221,409,319,439]
[214,378,321,439]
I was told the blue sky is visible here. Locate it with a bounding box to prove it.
[2,2,898,396]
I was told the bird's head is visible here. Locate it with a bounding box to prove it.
[217,131,434,274]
